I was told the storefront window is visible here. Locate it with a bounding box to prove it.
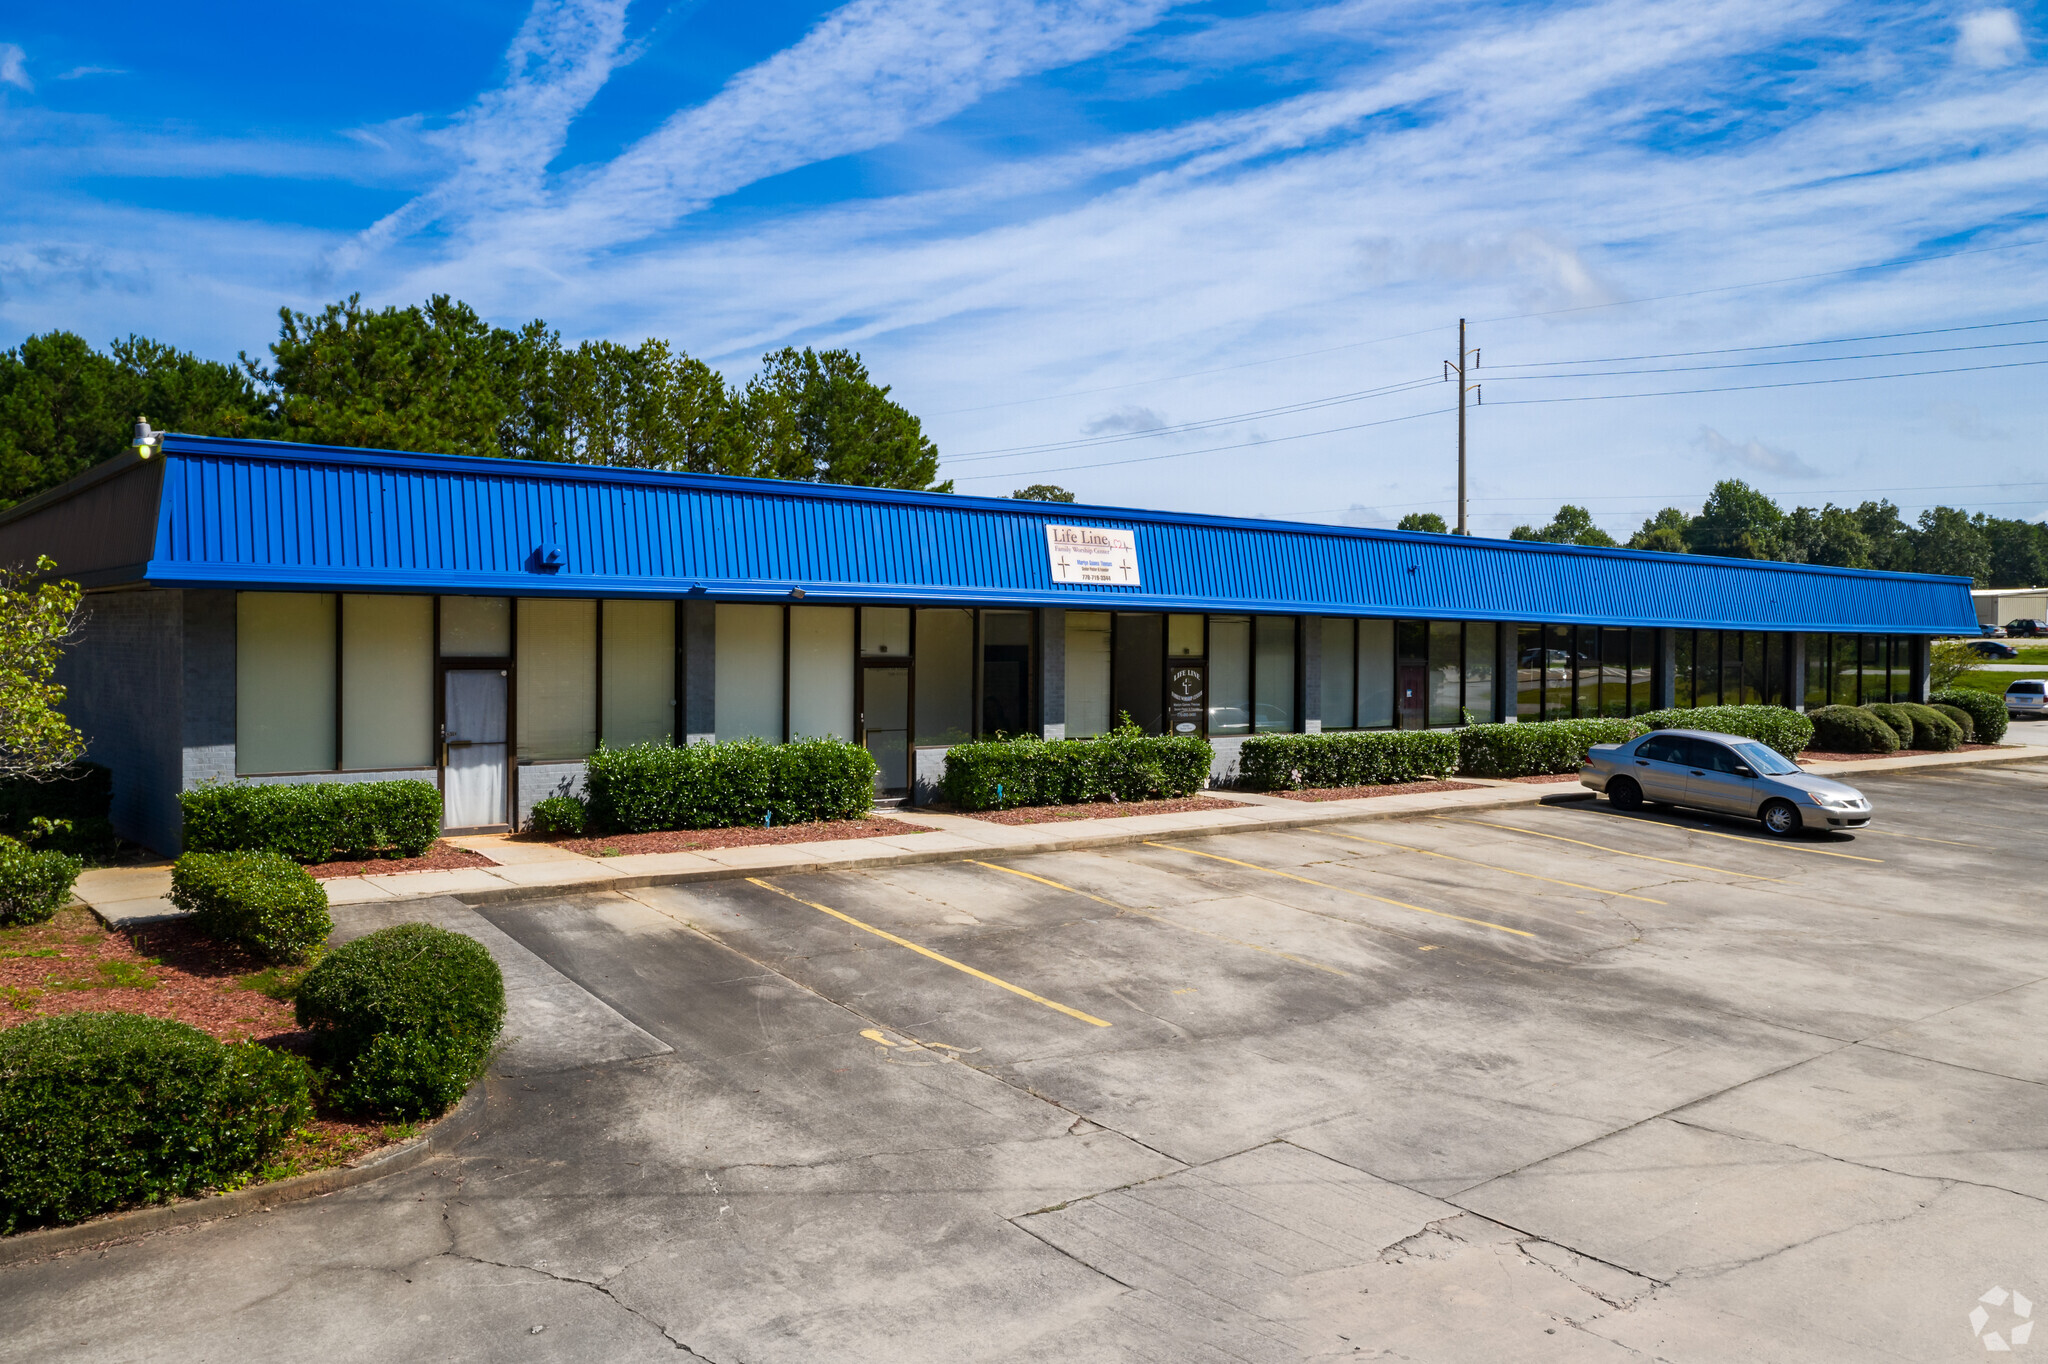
[1167,614,1204,657]
[1597,627,1628,717]
[861,607,909,658]
[238,592,336,774]
[601,600,675,748]
[1208,615,1251,735]
[1573,627,1600,718]
[1464,623,1495,722]
[1543,623,1571,721]
[1254,617,1296,732]
[1065,611,1113,737]
[1890,636,1913,702]
[1358,620,1395,728]
[789,606,855,740]
[1428,620,1461,726]
[714,603,783,741]
[342,595,432,769]
[914,609,974,745]
[1517,625,1543,720]
[1804,634,1831,709]
[981,611,1032,738]
[1630,629,1657,715]
[441,596,510,657]
[1321,618,1356,729]
[1114,613,1165,734]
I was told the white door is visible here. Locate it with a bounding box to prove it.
[443,670,508,830]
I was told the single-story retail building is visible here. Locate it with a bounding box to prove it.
[0,435,1976,852]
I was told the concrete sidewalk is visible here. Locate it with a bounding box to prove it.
[72,741,2048,928]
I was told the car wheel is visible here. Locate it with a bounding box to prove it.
[1606,777,1644,811]
[1759,799,1802,837]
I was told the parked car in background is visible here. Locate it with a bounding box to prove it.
[1970,640,2020,659]
[1581,729,1872,836]
[2006,679,2048,719]
[1980,623,2009,637]
[2005,619,2046,638]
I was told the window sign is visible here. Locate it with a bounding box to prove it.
[1046,525,1141,586]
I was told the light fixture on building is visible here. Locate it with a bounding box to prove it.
[790,586,806,599]
[132,417,161,460]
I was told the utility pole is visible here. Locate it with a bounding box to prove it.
[1443,320,1479,534]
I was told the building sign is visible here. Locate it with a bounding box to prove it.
[1167,664,1205,735]
[1046,525,1141,586]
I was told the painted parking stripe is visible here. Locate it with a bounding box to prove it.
[968,859,1352,978]
[1313,829,1669,904]
[1858,828,1980,848]
[1141,842,1535,939]
[1443,818,1782,881]
[745,877,1111,1028]
[1561,808,1884,863]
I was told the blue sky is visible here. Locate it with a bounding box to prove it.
[4,1,2046,535]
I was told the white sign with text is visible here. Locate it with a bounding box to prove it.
[1045,524,1141,586]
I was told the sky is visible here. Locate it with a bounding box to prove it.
[2,0,2046,537]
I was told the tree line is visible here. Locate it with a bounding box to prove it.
[0,294,947,508]
[1398,479,2048,586]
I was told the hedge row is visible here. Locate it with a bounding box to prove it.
[1808,706,1900,754]
[1638,704,1814,758]
[1867,701,1962,752]
[582,738,877,833]
[169,852,332,962]
[0,835,83,928]
[1239,730,1459,789]
[179,780,440,863]
[1457,719,1647,778]
[939,727,1211,810]
[1931,687,2007,744]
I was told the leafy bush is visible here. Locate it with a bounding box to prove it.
[584,738,877,833]
[1458,718,1647,778]
[180,780,440,863]
[1897,702,1962,751]
[0,763,115,858]
[1808,705,1899,754]
[0,834,83,927]
[1862,703,1915,748]
[939,724,1212,809]
[0,1012,311,1233]
[170,852,332,962]
[1240,730,1459,790]
[1930,703,1974,743]
[1637,704,1814,758]
[295,923,504,1119]
[527,795,587,836]
[1932,687,2008,744]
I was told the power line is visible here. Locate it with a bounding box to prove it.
[952,405,1454,482]
[1486,315,2048,368]
[1486,355,2048,406]
[1485,335,2048,378]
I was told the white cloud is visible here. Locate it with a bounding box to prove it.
[57,66,125,80]
[0,43,30,92]
[1082,405,1167,435]
[1957,9,2025,68]
[1692,427,1821,479]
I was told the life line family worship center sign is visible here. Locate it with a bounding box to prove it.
[1045,524,1142,586]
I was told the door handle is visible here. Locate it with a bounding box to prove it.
[1634,760,1648,767]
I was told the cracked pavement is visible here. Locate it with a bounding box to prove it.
[4,765,2046,1361]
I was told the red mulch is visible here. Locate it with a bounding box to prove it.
[1270,780,1490,802]
[960,795,1248,824]
[1799,743,2002,763]
[305,841,497,880]
[1499,772,1587,785]
[541,817,937,857]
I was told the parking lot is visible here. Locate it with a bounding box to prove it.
[7,764,2048,1362]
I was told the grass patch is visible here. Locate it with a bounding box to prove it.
[234,960,316,1003]
[50,959,158,991]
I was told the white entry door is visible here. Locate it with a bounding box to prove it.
[443,670,508,830]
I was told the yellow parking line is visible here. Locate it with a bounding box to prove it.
[1141,842,1535,939]
[968,860,1351,978]
[1564,809,1884,863]
[745,878,1111,1027]
[1859,828,1979,848]
[1443,818,1781,881]
[1314,829,1668,904]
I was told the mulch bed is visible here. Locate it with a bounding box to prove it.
[539,817,937,857]
[959,795,1248,824]
[1497,773,1586,785]
[1799,743,2002,763]
[304,840,497,880]
[1270,780,1489,802]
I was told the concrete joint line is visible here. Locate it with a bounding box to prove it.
[438,1247,714,1358]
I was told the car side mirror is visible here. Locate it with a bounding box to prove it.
[1733,764,1755,778]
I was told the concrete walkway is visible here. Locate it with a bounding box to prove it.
[72,741,2048,929]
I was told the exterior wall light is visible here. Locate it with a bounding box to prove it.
[132,417,161,460]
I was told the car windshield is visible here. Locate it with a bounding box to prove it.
[1733,742,1800,776]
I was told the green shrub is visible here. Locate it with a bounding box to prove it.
[1930,703,1974,743]
[170,852,332,962]
[1931,687,2008,744]
[0,834,83,927]
[179,780,440,863]
[1637,704,1814,758]
[1897,702,1962,751]
[0,1012,311,1233]
[1240,730,1459,790]
[939,724,1212,809]
[1458,718,1647,778]
[0,763,115,858]
[295,923,504,1119]
[583,738,877,833]
[526,795,587,836]
[1862,703,1915,748]
[1808,705,1899,754]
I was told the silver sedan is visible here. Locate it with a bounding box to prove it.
[1580,728,1872,836]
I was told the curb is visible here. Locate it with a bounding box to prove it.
[0,1081,489,1268]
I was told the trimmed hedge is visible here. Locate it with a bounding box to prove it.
[1808,705,1899,754]
[940,727,1212,810]
[583,738,877,833]
[0,763,115,858]
[1931,703,1974,743]
[1638,704,1814,758]
[170,852,332,962]
[1862,702,1914,748]
[0,1012,311,1233]
[1897,702,1962,752]
[0,834,83,927]
[1932,687,2008,744]
[1239,730,1459,790]
[527,795,587,836]
[179,780,440,863]
[295,923,504,1119]
[1459,718,1647,778]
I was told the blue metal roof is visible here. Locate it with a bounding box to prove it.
[18,434,1979,633]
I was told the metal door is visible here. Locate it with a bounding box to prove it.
[860,664,909,793]
[443,669,509,830]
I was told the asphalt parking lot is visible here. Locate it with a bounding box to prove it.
[7,764,2048,1362]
